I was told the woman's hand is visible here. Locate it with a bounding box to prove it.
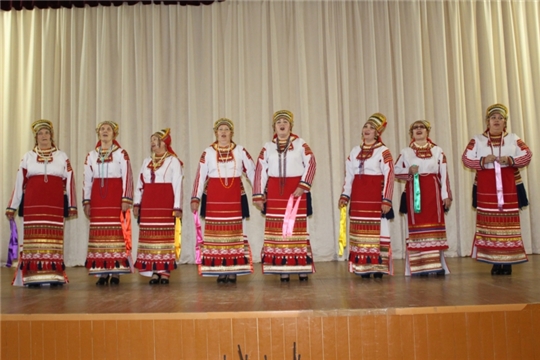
[84,204,91,217]
[338,198,348,209]
[293,187,304,197]
[381,204,391,214]
[443,198,452,210]
[409,165,419,175]
[5,211,15,220]
[191,202,199,214]
[173,210,182,218]
[484,154,497,164]
[253,195,266,211]
[133,207,139,218]
[498,156,510,165]
[121,202,131,213]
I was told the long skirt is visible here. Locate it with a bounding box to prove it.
[135,183,177,276]
[85,178,132,276]
[261,176,314,275]
[348,174,393,276]
[404,174,449,275]
[471,168,527,265]
[13,175,67,286]
[199,177,253,277]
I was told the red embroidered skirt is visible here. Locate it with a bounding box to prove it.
[261,176,314,275]
[199,177,253,276]
[85,178,131,275]
[348,174,392,275]
[17,175,67,285]
[135,183,177,273]
[472,168,527,264]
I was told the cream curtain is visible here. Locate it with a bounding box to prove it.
[1,0,539,267]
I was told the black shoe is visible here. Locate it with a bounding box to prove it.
[27,283,41,288]
[96,275,110,285]
[360,274,371,279]
[160,277,170,284]
[435,270,446,276]
[280,275,290,282]
[217,275,227,283]
[149,274,161,285]
[227,275,237,283]
[50,282,63,287]
[491,264,502,275]
[110,276,120,285]
[373,273,383,279]
[299,275,308,282]
[501,264,512,275]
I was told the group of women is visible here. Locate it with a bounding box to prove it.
[5,104,532,287]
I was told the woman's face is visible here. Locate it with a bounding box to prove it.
[215,124,232,144]
[411,122,428,142]
[99,124,114,142]
[150,135,166,154]
[274,118,291,138]
[488,113,506,134]
[36,128,52,148]
[362,122,377,143]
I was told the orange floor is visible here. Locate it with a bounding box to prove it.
[2,257,540,359]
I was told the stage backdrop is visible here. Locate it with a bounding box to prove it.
[1,0,539,266]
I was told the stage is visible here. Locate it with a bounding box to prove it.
[2,256,540,359]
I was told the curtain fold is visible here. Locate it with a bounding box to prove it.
[1,0,539,266]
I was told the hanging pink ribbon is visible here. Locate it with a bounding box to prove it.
[193,212,204,264]
[494,160,505,210]
[7,219,19,268]
[282,195,302,239]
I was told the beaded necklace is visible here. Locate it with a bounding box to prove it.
[411,141,433,158]
[277,136,291,195]
[357,141,377,175]
[34,146,55,183]
[97,145,114,198]
[216,144,236,188]
[150,152,168,183]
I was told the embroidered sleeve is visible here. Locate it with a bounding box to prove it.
[462,138,483,170]
[512,137,532,168]
[82,152,93,205]
[381,149,394,204]
[121,150,134,204]
[191,151,208,202]
[340,153,355,200]
[253,146,268,200]
[6,155,28,211]
[299,142,316,190]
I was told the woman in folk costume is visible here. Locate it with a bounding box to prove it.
[5,120,77,287]
[83,121,134,285]
[338,113,394,278]
[394,120,452,276]
[253,110,316,282]
[462,104,532,275]
[191,118,256,283]
[133,128,183,285]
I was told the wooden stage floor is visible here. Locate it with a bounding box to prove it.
[2,257,540,360]
[2,256,540,315]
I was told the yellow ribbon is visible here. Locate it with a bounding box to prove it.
[338,206,347,256]
[174,217,182,260]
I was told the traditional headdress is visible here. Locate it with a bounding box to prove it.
[213,118,234,132]
[32,119,55,146]
[152,128,176,156]
[272,110,294,129]
[95,121,119,138]
[485,103,508,120]
[408,120,431,139]
[366,113,387,134]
